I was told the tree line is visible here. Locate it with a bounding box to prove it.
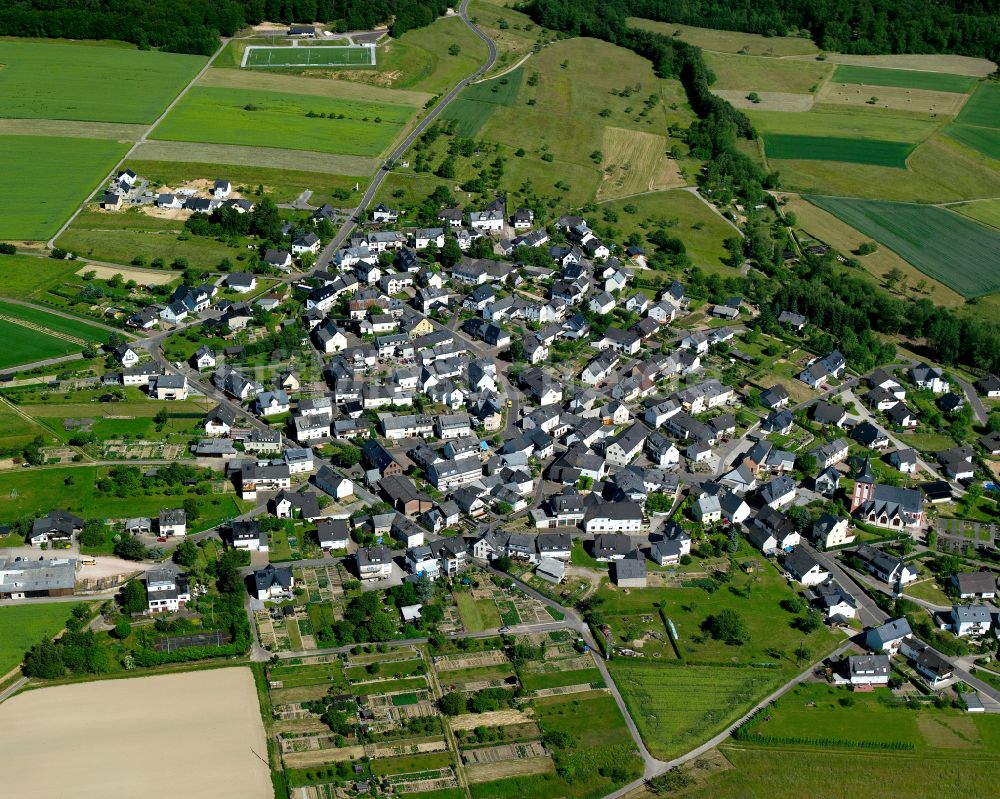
[0,0,449,55]
[526,0,1000,63]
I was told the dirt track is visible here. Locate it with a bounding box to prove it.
[0,667,270,799]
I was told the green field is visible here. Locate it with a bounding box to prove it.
[0,603,77,675]
[0,301,109,343]
[0,465,249,527]
[0,136,129,240]
[704,51,830,93]
[763,134,913,167]
[520,667,604,692]
[151,86,414,156]
[0,256,81,299]
[806,195,1000,297]
[952,198,1000,231]
[954,83,1000,127]
[748,107,940,142]
[441,69,523,137]
[0,318,80,368]
[626,18,819,56]
[945,124,1000,163]
[245,45,375,68]
[833,65,976,93]
[0,40,206,124]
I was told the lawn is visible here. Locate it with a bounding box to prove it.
[0,318,81,368]
[762,134,913,167]
[805,196,1000,297]
[0,136,129,240]
[151,86,415,156]
[0,602,77,675]
[0,40,206,124]
[455,592,501,632]
[441,69,523,137]
[832,65,977,94]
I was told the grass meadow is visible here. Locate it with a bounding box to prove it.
[0,135,128,240]
[806,195,1000,297]
[945,124,1000,163]
[749,106,940,141]
[0,465,249,528]
[0,603,76,675]
[704,52,830,93]
[626,18,819,56]
[151,86,414,156]
[953,198,1000,231]
[441,68,523,137]
[0,40,205,124]
[832,65,977,93]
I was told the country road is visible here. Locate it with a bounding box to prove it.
[316,0,497,264]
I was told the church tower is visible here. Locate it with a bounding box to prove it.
[850,456,875,512]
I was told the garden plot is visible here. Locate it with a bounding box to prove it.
[298,564,344,602]
[448,709,535,731]
[465,753,556,783]
[370,738,449,759]
[387,768,458,793]
[462,741,548,765]
[103,440,184,459]
[434,650,510,672]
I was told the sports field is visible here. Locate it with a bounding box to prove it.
[244,44,375,68]
[763,134,913,167]
[0,135,128,240]
[0,40,206,124]
[151,86,414,156]
[806,195,1000,297]
[0,669,271,799]
[441,69,523,137]
[832,65,977,93]
[0,603,74,675]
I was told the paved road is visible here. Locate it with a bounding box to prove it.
[0,678,27,705]
[315,0,497,266]
[953,374,988,426]
[47,37,231,250]
[802,541,888,629]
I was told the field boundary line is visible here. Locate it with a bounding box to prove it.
[47,36,231,250]
[474,50,534,84]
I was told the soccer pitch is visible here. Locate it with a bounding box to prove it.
[243,44,376,69]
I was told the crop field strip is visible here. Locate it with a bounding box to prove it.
[832,65,977,93]
[944,83,1000,162]
[0,135,130,240]
[0,40,206,124]
[763,134,914,167]
[150,86,415,157]
[806,195,1000,297]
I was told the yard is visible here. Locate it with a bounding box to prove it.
[454,591,502,633]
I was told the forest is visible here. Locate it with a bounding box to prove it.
[526,0,1000,63]
[0,0,448,55]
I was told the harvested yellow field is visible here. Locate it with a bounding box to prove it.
[0,668,270,799]
[465,755,556,783]
[816,83,968,116]
[449,708,534,730]
[76,264,177,285]
[713,90,814,112]
[131,140,376,176]
[597,126,684,200]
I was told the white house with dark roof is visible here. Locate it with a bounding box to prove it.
[865,617,912,653]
